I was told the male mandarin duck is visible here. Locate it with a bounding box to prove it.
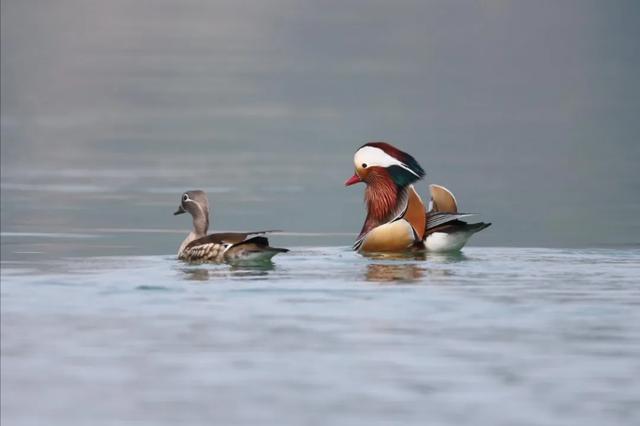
[174,190,288,263]
[345,142,490,253]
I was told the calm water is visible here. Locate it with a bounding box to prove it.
[2,244,640,426]
[3,1,640,425]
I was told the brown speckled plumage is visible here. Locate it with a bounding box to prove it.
[179,241,229,262]
[174,190,288,263]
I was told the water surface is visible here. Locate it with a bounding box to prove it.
[2,246,640,426]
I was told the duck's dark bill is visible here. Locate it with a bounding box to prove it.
[174,206,186,215]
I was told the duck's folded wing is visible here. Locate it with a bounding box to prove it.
[428,221,491,235]
[186,230,279,248]
[224,236,289,262]
[426,212,475,231]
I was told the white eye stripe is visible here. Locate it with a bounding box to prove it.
[354,146,419,177]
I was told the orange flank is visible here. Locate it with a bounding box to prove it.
[359,220,416,252]
[403,186,426,240]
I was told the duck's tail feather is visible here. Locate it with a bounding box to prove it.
[463,222,492,234]
[247,230,282,235]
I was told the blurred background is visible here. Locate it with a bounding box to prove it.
[2,0,639,255]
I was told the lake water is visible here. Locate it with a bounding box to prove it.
[2,239,640,425]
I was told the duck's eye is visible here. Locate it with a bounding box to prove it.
[182,194,188,201]
[362,163,368,168]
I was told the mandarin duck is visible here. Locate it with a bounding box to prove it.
[345,142,490,253]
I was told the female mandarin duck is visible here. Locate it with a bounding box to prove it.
[174,190,288,263]
[345,142,490,253]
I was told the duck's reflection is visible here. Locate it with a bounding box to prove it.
[427,251,469,263]
[179,261,275,282]
[181,268,211,281]
[362,250,469,283]
[366,250,470,262]
[365,263,425,283]
[229,262,275,278]
[362,251,428,261]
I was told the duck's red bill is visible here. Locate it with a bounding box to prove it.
[344,174,362,186]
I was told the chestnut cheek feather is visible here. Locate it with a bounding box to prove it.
[364,170,398,221]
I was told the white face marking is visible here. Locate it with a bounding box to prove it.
[353,146,419,177]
